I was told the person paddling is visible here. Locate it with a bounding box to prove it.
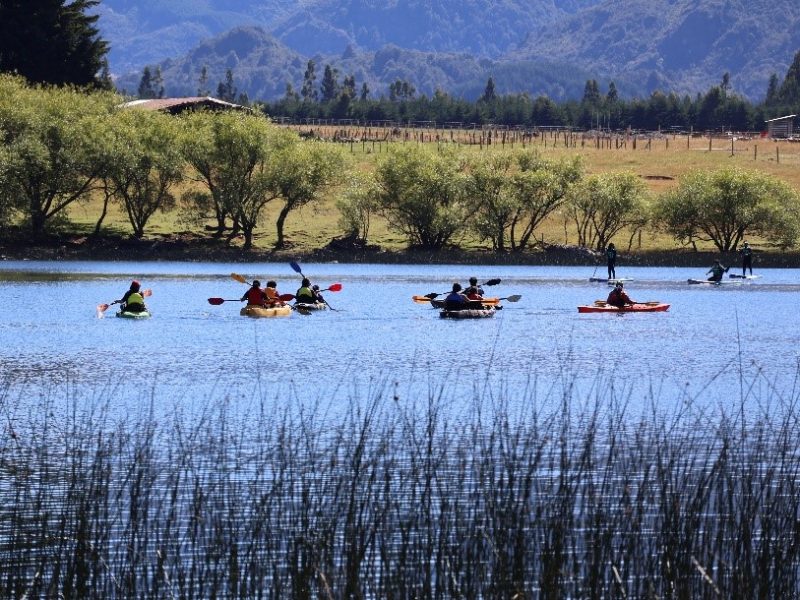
[117,280,147,313]
[264,280,285,306]
[444,282,470,310]
[739,242,753,277]
[606,282,635,308]
[295,278,321,305]
[706,260,728,283]
[241,280,268,307]
[465,276,484,297]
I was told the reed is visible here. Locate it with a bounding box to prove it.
[0,374,798,598]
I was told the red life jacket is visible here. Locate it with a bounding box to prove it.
[246,287,266,305]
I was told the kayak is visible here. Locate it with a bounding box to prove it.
[240,305,292,318]
[116,310,151,319]
[440,307,497,319]
[729,274,761,279]
[413,295,500,305]
[578,303,670,313]
[430,298,499,308]
[687,278,743,285]
[295,302,328,311]
[589,277,634,284]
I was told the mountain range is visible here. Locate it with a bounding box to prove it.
[101,0,800,102]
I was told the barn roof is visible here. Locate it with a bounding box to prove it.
[764,114,797,123]
[119,96,248,114]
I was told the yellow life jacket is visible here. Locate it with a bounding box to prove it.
[126,292,144,306]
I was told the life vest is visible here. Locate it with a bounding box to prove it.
[265,287,279,300]
[126,292,144,306]
[246,287,266,306]
[296,286,315,303]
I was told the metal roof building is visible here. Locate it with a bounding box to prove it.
[119,96,248,114]
[765,114,796,138]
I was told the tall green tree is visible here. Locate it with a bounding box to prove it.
[568,172,649,251]
[373,146,469,250]
[320,64,339,103]
[0,75,117,236]
[270,140,346,249]
[181,111,291,250]
[0,0,108,87]
[301,60,317,102]
[659,168,800,252]
[104,110,184,238]
[465,154,516,252]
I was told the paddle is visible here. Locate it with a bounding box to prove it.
[97,288,152,313]
[423,278,502,300]
[594,299,661,306]
[208,293,295,306]
[499,294,522,302]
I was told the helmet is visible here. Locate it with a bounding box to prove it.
[312,284,320,291]
[302,278,310,287]
[131,280,140,290]
[469,277,478,285]
[253,280,261,287]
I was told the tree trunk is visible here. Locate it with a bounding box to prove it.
[274,204,291,249]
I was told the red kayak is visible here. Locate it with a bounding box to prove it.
[578,302,670,313]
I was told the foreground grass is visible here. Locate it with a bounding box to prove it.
[1,372,798,598]
[59,130,800,256]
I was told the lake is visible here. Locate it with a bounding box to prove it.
[1,260,797,420]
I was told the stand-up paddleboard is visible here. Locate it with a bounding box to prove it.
[589,277,634,284]
[687,278,743,285]
[729,273,761,279]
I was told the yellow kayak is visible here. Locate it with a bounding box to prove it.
[239,305,292,318]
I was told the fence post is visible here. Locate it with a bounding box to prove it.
[754,145,757,161]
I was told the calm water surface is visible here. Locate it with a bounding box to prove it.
[1,261,798,419]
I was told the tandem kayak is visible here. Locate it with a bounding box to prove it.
[578,303,670,313]
[430,298,500,309]
[240,305,292,318]
[294,302,328,311]
[116,310,151,319]
[440,307,497,319]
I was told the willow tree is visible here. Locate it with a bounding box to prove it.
[372,146,470,250]
[104,109,184,238]
[181,110,293,250]
[465,153,517,252]
[568,171,650,251]
[0,75,117,236]
[658,168,800,252]
[269,140,346,249]
[509,152,583,251]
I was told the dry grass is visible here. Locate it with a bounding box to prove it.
[64,128,800,254]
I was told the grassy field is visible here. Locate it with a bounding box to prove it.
[64,127,800,257]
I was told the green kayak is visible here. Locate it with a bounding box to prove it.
[116,310,152,319]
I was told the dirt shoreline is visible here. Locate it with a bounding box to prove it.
[2,235,799,269]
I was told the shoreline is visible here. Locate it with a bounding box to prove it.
[2,235,800,268]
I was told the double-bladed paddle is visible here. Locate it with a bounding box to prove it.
[97,288,152,314]
[208,293,295,306]
[423,278,502,300]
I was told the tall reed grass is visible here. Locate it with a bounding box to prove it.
[0,375,798,599]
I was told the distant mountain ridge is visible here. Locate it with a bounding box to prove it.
[101,0,800,101]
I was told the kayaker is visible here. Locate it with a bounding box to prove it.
[465,277,484,297]
[311,284,325,304]
[739,242,753,276]
[606,243,617,279]
[116,280,147,313]
[444,282,470,310]
[706,260,728,282]
[264,280,285,306]
[295,278,320,304]
[606,282,635,308]
[241,279,268,306]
